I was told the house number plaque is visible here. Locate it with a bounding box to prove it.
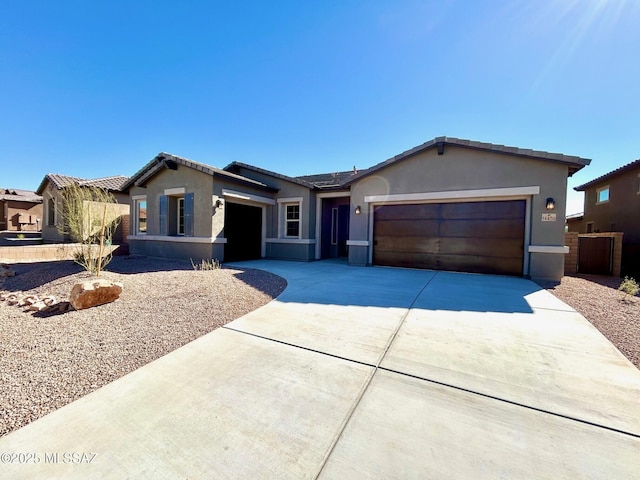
[541,213,556,222]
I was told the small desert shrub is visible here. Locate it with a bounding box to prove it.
[74,251,111,274]
[190,258,222,271]
[618,276,639,302]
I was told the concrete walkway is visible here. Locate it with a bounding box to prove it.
[1,260,639,479]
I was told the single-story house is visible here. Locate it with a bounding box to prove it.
[573,158,640,276]
[36,174,130,244]
[0,188,43,232]
[123,137,590,281]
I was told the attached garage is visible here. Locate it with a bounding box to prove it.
[224,202,263,262]
[373,200,526,276]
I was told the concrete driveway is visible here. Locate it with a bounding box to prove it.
[1,260,639,479]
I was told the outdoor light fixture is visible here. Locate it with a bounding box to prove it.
[546,197,555,210]
[355,205,362,215]
[213,199,223,214]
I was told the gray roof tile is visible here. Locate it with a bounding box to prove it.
[574,158,640,191]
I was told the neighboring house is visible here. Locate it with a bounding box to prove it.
[565,212,584,233]
[123,137,589,281]
[0,189,43,232]
[36,174,130,244]
[574,158,640,275]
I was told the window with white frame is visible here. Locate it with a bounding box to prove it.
[278,197,302,239]
[159,191,193,236]
[285,204,300,237]
[134,196,147,234]
[596,186,609,204]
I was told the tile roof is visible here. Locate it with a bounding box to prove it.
[574,158,640,191]
[343,136,592,186]
[296,169,363,189]
[121,153,279,192]
[225,162,315,189]
[0,188,42,203]
[36,174,130,194]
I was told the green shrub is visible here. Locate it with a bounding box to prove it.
[618,276,639,302]
[190,258,222,271]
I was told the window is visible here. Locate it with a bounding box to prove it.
[134,198,147,234]
[331,208,338,245]
[277,197,303,239]
[159,192,193,236]
[586,222,594,233]
[596,186,609,204]
[177,197,184,235]
[46,197,55,226]
[286,204,300,237]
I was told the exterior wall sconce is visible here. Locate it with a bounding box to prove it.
[546,197,555,210]
[355,205,362,215]
[213,199,223,214]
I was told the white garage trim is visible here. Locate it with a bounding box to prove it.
[346,240,369,247]
[528,245,569,254]
[364,186,540,204]
[222,189,275,205]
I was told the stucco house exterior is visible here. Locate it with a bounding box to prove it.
[36,174,130,244]
[123,137,590,281]
[0,189,42,232]
[573,158,640,276]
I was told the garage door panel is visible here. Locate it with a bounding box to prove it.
[375,236,439,255]
[440,219,524,239]
[374,219,440,237]
[372,200,525,276]
[439,237,523,258]
[438,254,523,276]
[374,204,440,221]
[374,251,440,270]
[440,201,525,220]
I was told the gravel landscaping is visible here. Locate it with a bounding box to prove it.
[542,275,640,370]
[0,256,286,438]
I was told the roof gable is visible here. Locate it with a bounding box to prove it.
[0,188,42,203]
[36,174,129,194]
[225,161,315,189]
[574,158,640,191]
[343,136,591,186]
[121,153,278,193]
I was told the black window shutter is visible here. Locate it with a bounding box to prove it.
[159,195,168,235]
[184,193,194,236]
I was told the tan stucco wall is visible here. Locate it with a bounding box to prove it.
[130,166,214,238]
[349,145,570,280]
[2,200,43,232]
[41,182,130,243]
[582,167,640,243]
[41,183,65,243]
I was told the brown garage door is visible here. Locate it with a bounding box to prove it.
[373,200,525,276]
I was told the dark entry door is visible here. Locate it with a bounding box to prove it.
[578,237,613,275]
[373,200,525,276]
[224,202,262,262]
[321,198,350,259]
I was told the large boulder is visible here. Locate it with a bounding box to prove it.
[69,279,123,310]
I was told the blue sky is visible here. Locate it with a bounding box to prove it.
[2,0,639,214]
